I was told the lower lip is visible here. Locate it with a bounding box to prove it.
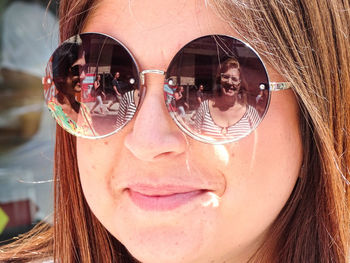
[128,189,205,211]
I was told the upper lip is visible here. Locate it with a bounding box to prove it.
[226,86,236,91]
[126,184,207,196]
[114,161,226,197]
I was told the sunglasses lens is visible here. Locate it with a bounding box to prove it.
[165,35,269,143]
[43,33,140,138]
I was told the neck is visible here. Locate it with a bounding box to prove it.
[56,93,80,113]
[214,94,237,110]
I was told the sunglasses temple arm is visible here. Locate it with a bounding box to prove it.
[269,82,291,91]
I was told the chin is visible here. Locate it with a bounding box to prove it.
[223,92,235,97]
[119,227,205,263]
[74,86,82,92]
[110,204,218,263]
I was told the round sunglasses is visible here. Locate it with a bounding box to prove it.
[42,32,290,144]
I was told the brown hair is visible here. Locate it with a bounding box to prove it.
[1,0,349,262]
[219,57,240,73]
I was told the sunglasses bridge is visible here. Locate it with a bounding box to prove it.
[140,70,166,86]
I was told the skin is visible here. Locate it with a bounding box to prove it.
[221,67,241,97]
[77,0,302,262]
[197,85,204,104]
[174,86,183,101]
[94,74,101,89]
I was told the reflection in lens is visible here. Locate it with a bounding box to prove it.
[165,35,270,143]
[43,33,140,138]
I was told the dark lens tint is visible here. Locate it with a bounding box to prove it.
[43,33,140,138]
[165,35,270,143]
[70,65,84,77]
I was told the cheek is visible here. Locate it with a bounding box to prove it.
[77,140,104,204]
[218,90,302,239]
[65,76,73,87]
[72,76,80,85]
[76,136,123,222]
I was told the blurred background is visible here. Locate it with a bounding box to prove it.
[0,0,58,243]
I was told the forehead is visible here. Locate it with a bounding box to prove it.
[83,0,235,70]
[223,68,240,76]
[83,0,285,83]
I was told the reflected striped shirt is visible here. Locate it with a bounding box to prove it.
[115,91,137,129]
[194,100,261,140]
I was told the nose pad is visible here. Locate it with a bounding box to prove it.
[124,72,187,162]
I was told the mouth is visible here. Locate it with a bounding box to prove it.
[74,82,82,91]
[126,185,209,211]
[223,85,238,93]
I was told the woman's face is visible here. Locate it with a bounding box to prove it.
[77,0,302,262]
[221,67,241,97]
[65,52,86,95]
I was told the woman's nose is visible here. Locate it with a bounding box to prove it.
[80,70,86,81]
[124,73,187,162]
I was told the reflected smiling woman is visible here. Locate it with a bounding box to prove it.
[47,36,95,137]
[194,58,260,139]
[0,0,349,263]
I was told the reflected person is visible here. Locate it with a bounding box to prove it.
[90,74,106,114]
[174,86,189,119]
[48,37,95,136]
[194,58,260,138]
[107,72,122,110]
